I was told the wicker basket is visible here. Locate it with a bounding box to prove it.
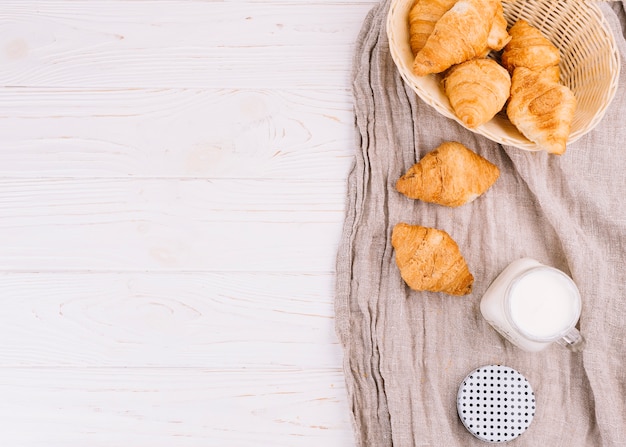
[387,0,621,151]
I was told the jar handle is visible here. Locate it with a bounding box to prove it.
[557,327,585,352]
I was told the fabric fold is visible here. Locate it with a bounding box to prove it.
[336,1,626,445]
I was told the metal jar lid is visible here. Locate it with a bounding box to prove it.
[457,365,535,443]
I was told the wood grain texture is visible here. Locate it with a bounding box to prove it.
[0,88,356,179]
[0,1,377,89]
[0,272,341,368]
[0,368,354,447]
[0,178,346,271]
[0,0,371,444]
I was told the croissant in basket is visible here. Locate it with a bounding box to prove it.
[442,58,511,128]
[412,0,500,76]
[501,19,561,74]
[392,223,474,296]
[507,67,577,155]
[409,0,510,57]
[409,0,458,55]
[396,141,500,207]
[486,1,511,52]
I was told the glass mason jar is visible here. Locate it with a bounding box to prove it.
[480,258,585,353]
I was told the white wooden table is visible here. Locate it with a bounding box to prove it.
[0,1,379,445]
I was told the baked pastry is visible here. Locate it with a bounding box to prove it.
[501,20,561,74]
[409,0,458,55]
[486,1,511,52]
[536,65,561,84]
[442,58,511,128]
[412,0,500,76]
[396,141,500,206]
[391,223,474,295]
[507,67,577,155]
[409,0,509,56]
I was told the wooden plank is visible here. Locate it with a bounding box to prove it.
[0,88,357,179]
[0,1,376,88]
[0,271,342,368]
[0,178,346,272]
[0,367,354,447]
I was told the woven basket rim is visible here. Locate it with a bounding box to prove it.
[387,0,621,151]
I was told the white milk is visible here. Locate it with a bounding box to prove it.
[480,258,583,352]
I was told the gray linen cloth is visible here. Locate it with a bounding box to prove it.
[335,2,626,446]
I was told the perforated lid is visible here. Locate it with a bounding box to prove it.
[457,365,535,443]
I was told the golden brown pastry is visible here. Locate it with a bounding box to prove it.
[396,141,500,206]
[486,1,511,52]
[409,0,458,56]
[409,0,508,57]
[412,0,499,76]
[537,65,561,84]
[507,67,577,155]
[442,58,511,128]
[391,223,474,295]
[501,20,561,74]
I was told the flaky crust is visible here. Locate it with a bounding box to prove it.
[409,0,458,56]
[442,58,511,128]
[392,223,474,296]
[396,141,500,206]
[501,20,560,73]
[507,67,577,155]
[412,0,499,76]
[486,1,511,52]
[409,0,509,58]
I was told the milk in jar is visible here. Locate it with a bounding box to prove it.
[480,258,584,352]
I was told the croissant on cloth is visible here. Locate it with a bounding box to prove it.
[396,141,500,207]
[501,20,561,74]
[391,223,474,296]
[507,67,577,155]
[412,0,500,76]
[442,58,511,128]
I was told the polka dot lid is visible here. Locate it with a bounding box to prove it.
[457,365,535,443]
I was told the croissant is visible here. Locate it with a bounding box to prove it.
[507,67,577,155]
[396,141,500,206]
[537,65,561,84]
[442,58,511,128]
[501,20,560,74]
[392,223,474,296]
[409,0,458,55]
[412,0,499,76]
[409,0,509,57]
[486,1,511,52]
